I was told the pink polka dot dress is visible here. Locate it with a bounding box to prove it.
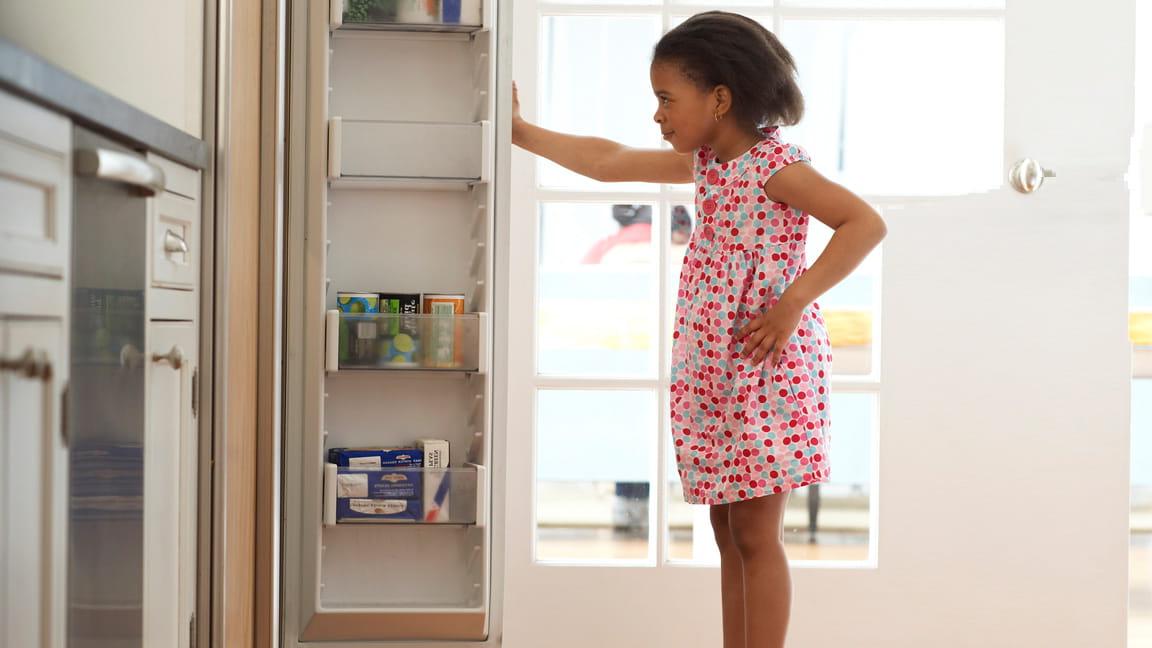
[671,126,832,506]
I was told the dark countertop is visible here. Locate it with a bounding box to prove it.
[0,37,209,170]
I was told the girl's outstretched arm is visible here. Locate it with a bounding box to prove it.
[511,82,693,184]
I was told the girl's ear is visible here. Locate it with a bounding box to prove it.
[713,85,733,119]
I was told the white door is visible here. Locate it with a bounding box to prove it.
[1,318,67,648]
[503,0,1133,646]
[143,321,197,648]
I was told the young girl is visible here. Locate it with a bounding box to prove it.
[512,11,886,648]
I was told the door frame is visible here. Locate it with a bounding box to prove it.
[201,0,286,646]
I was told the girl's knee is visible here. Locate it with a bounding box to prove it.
[729,522,783,558]
[709,505,736,550]
[728,495,787,557]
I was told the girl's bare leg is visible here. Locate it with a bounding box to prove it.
[729,492,792,648]
[710,504,746,648]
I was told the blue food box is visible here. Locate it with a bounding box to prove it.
[327,447,423,468]
[441,0,461,23]
[335,468,423,522]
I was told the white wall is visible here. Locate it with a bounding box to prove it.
[0,0,204,137]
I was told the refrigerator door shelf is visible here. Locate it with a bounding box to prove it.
[301,608,488,642]
[325,310,488,375]
[329,0,486,33]
[322,463,485,526]
[328,118,490,188]
[327,176,485,191]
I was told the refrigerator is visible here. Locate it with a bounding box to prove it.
[280,0,510,644]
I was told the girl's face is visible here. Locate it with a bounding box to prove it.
[650,60,718,154]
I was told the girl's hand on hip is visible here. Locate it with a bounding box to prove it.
[736,301,804,367]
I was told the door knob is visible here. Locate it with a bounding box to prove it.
[0,348,53,381]
[152,345,185,370]
[1009,158,1055,194]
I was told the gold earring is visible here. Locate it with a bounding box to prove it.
[714,111,721,122]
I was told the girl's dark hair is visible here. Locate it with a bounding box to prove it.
[653,11,804,130]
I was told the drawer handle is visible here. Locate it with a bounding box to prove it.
[164,230,189,255]
[152,345,184,370]
[75,148,166,196]
[0,348,53,381]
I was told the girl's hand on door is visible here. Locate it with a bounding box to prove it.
[512,81,523,123]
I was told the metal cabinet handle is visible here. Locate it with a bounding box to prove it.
[164,229,189,255]
[0,348,53,381]
[75,148,166,196]
[152,345,185,370]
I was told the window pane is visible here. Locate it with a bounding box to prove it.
[541,0,657,5]
[780,19,1004,196]
[1132,213,1152,355]
[667,391,873,563]
[782,0,1002,8]
[536,390,657,561]
[807,217,880,375]
[669,14,771,31]
[669,0,773,8]
[538,202,659,378]
[539,15,662,191]
[666,201,694,369]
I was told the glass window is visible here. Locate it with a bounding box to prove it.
[806,216,881,376]
[780,18,1004,196]
[782,0,1002,8]
[536,389,658,561]
[531,1,1007,569]
[537,202,659,378]
[538,15,663,191]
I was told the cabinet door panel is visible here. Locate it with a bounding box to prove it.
[144,321,197,648]
[2,318,67,648]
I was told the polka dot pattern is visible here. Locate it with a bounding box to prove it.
[671,126,833,505]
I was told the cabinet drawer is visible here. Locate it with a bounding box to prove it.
[0,91,70,279]
[148,153,200,201]
[151,191,198,291]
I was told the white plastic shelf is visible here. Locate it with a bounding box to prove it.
[327,118,491,190]
[325,309,489,373]
[323,463,487,526]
